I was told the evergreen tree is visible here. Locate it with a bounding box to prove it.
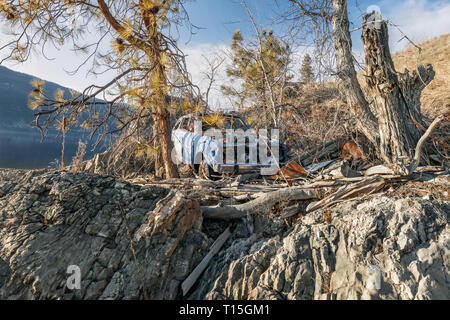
[300,54,314,84]
[222,29,292,126]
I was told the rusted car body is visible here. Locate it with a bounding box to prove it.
[171,113,288,176]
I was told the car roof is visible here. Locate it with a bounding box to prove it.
[179,112,244,120]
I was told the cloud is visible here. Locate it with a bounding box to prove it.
[182,43,234,110]
[381,0,450,51]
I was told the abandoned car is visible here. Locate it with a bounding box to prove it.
[171,113,288,178]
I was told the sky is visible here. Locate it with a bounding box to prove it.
[1,0,449,108]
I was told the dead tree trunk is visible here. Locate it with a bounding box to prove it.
[331,0,379,148]
[331,0,435,173]
[361,11,435,167]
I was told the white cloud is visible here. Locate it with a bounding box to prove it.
[381,0,450,51]
[182,43,232,110]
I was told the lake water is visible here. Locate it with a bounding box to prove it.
[0,128,102,169]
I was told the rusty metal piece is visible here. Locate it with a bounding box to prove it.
[341,141,367,161]
[271,160,308,179]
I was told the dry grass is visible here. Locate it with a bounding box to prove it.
[392,33,450,117]
[71,140,87,172]
[279,81,354,159]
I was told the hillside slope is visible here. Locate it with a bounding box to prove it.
[0,66,69,127]
[392,33,450,117]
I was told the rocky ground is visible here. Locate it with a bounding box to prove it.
[0,168,448,300]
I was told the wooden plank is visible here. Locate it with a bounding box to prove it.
[181,227,232,296]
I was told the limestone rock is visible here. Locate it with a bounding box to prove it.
[192,196,449,300]
[0,168,448,300]
[0,169,208,299]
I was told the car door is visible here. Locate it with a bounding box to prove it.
[172,116,200,165]
[171,117,189,165]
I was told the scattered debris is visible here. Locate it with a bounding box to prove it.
[128,132,449,225]
[306,176,386,213]
[328,161,362,178]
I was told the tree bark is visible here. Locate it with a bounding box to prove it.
[148,31,179,179]
[331,0,379,148]
[331,0,435,172]
[361,11,435,166]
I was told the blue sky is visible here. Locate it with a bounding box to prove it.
[183,0,384,45]
[181,0,285,45]
[1,0,449,108]
[181,0,449,49]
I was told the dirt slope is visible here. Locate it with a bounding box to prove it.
[392,33,450,117]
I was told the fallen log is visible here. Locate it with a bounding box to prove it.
[201,187,317,220]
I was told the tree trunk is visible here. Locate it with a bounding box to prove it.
[331,0,435,172]
[149,35,179,179]
[152,121,164,178]
[361,11,435,166]
[331,0,379,148]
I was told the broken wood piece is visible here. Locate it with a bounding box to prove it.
[181,227,232,296]
[306,176,386,213]
[414,166,447,173]
[231,173,260,187]
[364,165,395,176]
[305,159,336,174]
[201,187,317,220]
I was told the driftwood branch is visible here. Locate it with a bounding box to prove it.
[201,187,317,220]
[306,176,386,213]
[407,113,449,175]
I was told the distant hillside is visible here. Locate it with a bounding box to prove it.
[0,66,67,127]
[392,33,450,117]
[0,66,105,169]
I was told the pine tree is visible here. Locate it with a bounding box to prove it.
[0,0,199,178]
[222,29,292,127]
[300,54,314,84]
